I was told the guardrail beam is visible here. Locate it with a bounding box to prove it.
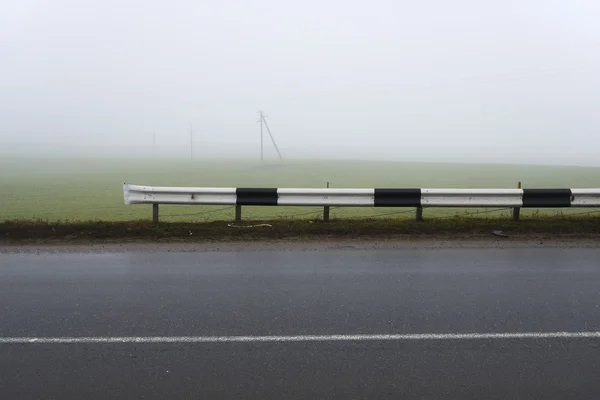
[122,185,600,224]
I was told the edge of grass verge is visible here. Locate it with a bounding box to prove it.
[2,216,600,243]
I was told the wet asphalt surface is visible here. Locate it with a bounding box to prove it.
[1,248,600,399]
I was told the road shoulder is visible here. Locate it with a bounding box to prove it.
[2,236,600,254]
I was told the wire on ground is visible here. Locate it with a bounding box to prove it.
[243,207,343,220]
[342,208,418,219]
[427,208,512,220]
[541,209,600,217]
[161,206,236,218]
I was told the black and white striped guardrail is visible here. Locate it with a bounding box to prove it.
[122,184,600,223]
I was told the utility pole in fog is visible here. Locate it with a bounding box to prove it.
[258,111,264,161]
[152,132,156,159]
[257,111,283,163]
[189,123,193,161]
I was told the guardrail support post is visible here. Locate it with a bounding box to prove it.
[512,181,522,221]
[152,203,159,224]
[416,206,424,222]
[323,182,330,222]
[235,205,242,221]
[512,208,520,221]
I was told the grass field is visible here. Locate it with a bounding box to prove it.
[2,156,600,222]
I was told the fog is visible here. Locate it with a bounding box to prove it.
[2,0,600,165]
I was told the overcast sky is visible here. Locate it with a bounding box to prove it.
[2,0,600,164]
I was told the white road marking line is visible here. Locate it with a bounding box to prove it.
[1,331,600,344]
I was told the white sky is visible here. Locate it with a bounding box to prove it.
[2,0,600,164]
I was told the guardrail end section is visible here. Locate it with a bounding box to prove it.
[123,183,131,205]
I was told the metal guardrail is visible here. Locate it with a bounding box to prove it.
[123,184,600,223]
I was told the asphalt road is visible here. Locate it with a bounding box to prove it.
[1,248,600,399]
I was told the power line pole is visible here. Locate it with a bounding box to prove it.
[260,112,283,163]
[153,132,156,159]
[258,110,264,161]
[189,123,193,161]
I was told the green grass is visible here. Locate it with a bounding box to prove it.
[1,156,600,222]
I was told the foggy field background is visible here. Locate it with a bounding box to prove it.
[2,156,599,222]
[3,1,600,223]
